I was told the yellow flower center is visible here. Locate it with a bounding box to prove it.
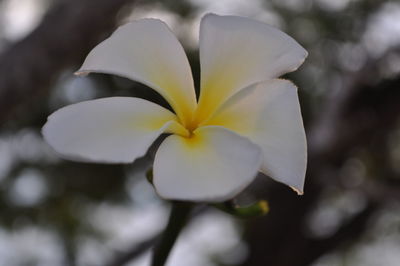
[168,82,231,138]
[168,109,207,139]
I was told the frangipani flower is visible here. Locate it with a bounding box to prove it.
[43,14,308,202]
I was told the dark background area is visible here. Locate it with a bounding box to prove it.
[0,0,400,265]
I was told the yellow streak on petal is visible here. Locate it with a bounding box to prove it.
[202,103,255,136]
[164,121,190,138]
[125,110,189,137]
[149,67,196,128]
[193,67,251,127]
[204,113,240,132]
[194,81,233,126]
[176,128,209,153]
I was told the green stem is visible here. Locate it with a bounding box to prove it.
[213,200,269,218]
[151,201,193,266]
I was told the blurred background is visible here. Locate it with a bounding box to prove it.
[1,0,400,265]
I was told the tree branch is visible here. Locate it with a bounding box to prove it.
[0,0,136,127]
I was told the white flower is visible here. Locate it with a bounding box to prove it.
[42,14,308,202]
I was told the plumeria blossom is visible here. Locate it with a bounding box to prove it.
[43,14,308,202]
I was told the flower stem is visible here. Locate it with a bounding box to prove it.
[151,201,193,266]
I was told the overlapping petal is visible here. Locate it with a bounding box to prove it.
[153,126,262,202]
[43,97,187,163]
[195,14,308,123]
[76,19,197,127]
[207,79,307,193]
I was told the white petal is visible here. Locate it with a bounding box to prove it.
[195,14,307,122]
[42,97,186,163]
[76,19,196,127]
[153,126,262,202]
[207,79,307,194]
